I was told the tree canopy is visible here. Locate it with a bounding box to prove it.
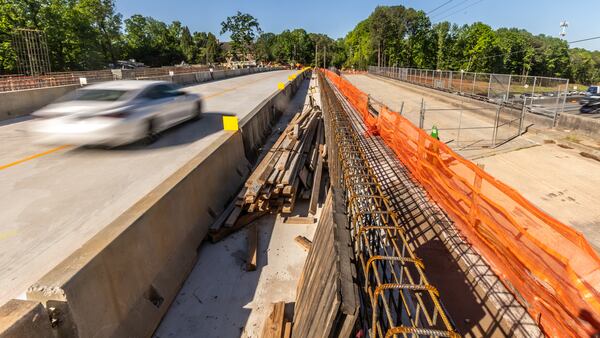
[220,11,261,61]
[1,3,599,84]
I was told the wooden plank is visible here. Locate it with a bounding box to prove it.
[246,225,258,271]
[210,211,266,243]
[209,199,237,232]
[294,236,312,251]
[224,206,242,228]
[283,321,292,338]
[308,144,324,215]
[261,301,285,338]
[281,180,299,214]
[284,216,316,224]
[298,166,310,189]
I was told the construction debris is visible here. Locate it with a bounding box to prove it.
[283,216,316,224]
[247,224,258,271]
[261,301,286,338]
[294,236,312,251]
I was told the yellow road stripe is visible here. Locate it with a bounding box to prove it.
[0,229,17,241]
[0,145,70,171]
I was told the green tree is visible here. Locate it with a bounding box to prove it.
[180,26,195,63]
[255,32,276,63]
[220,11,261,61]
[76,0,122,64]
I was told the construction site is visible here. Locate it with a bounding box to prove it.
[0,62,598,337]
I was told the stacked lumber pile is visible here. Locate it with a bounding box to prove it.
[240,98,326,215]
[292,189,359,338]
[209,94,327,243]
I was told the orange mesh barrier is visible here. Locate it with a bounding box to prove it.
[323,69,600,337]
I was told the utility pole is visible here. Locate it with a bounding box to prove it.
[315,43,318,68]
[323,46,326,69]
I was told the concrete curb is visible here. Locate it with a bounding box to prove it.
[0,69,309,337]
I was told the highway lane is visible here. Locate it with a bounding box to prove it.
[0,70,294,305]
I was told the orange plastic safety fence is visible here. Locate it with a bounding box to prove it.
[323,69,600,337]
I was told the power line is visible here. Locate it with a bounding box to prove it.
[434,0,486,22]
[427,0,453,15]
[430,0,470,20]
[446,35,600,67]
[568,36,600,44]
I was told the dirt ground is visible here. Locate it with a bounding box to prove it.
[346,74,600,251]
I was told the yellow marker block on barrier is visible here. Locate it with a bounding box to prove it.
[223,116,239,131]
[278,82,285,90]
[288,75,293,81]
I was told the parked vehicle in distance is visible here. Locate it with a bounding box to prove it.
[585,85,600,97]
[29,80,202,147]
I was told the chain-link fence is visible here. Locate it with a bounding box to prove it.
[369,66,569,126]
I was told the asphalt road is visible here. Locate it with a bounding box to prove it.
[0,70,294,306]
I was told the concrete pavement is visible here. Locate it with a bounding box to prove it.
[0,70,294,306]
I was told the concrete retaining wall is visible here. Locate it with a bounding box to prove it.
[556,113,600,137]
[0,85,79,121]
[0,67,284,122]
[0,69,308,338]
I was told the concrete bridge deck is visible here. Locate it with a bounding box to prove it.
[0,70,294,306]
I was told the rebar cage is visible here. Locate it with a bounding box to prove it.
[319,71,460,338]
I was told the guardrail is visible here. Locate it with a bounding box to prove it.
[325,69,600,337]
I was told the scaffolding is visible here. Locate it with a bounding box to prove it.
[12,28,52,76]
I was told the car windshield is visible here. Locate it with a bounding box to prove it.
[73,89,129,101]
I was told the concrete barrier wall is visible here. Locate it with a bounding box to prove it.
[0,67,284,122]
[240,71,308,161]
[0,85,79,121]
[0,69,308,338]
[25,132,250,338]
[0,300,52,338]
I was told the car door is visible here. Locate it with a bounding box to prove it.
[139,84,180,130]
[163,84,196,123]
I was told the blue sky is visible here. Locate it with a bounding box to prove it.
[115,0,600,51]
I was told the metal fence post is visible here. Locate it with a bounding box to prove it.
[459,71,464,94]
[487,74,492,99]
[560,79,569,123]
[492,104,501,147]
[472,72,477,95]
[552,82,563,127]
[506,74,512,103]
[419,98,425,129]
[518,97,527,135]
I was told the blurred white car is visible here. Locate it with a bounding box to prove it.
[29,80,202,146]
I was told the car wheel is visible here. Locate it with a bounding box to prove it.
[191,101,202,121]
[144,119,159,145]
